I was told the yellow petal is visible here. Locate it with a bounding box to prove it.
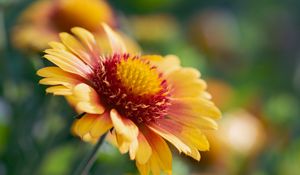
[102,23,127,54]
[149,119,209,161]
[105,130,118,147]
[115,132,131,154]
[110,109,139,142]
[135,128,172,175]
[148,121,191,154]
[48,41,66,50]
[167,68,207,98]
[136,132,152,164]
[37,66,70,78]
[45,49,90,71]
[37,67,84,89]
[136,161,150,175]
[182,128,209,151]
[176,127,208,160]
[72,114,97,136]
[142,54,180,75]
[39,77,76,88]
[169,97,219,130]
[46,86,72,95]
[129,136,139,160]
[185,146,201,161]
[71,27,99,53]
[65,94,78,109]
[82,132,94,142]
[144,128,172,175]
[109,109,139,155]
[39,78,70,87]
[59,32,95,67]
[44,50,92,78]
[149,158,161,175]
[90,112,112,138]
[72,113,112,143]
[73,83,105,114]
[113,129,138,155]
[170,113,218,130]
[170,97,221,120]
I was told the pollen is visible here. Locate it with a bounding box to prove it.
[116,58,162,96]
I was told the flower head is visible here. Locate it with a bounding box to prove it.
[12,0,115,52]
[37,24,221,175]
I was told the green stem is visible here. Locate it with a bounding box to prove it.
[74,133,107,175]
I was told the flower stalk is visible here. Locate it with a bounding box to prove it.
[74,133,107,175]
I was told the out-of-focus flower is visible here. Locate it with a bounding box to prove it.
[188,9,241,68]
[12,0,116,52]
[194,109,266,174]
[129,14,179,43]
[37,24,221,175]
[218,109,266,156]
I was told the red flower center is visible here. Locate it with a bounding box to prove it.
[90,54,171,123]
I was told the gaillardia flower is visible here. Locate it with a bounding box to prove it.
[12,0,115,52]
[37,24,221,175]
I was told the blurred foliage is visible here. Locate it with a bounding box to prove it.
[1,0,300,175]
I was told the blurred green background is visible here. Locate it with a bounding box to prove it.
[1,0,300,175]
